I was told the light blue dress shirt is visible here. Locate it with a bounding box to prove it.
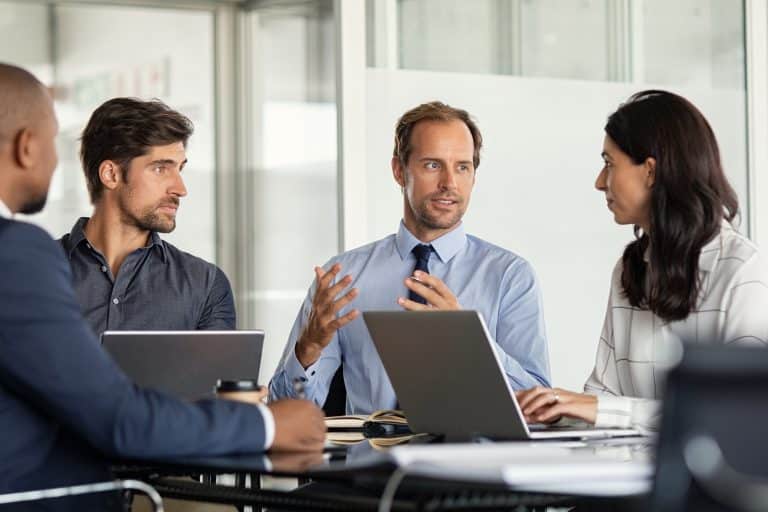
[269,221,551,414]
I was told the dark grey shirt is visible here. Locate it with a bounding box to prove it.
[59,217,236,335]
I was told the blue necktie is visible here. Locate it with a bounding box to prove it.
[395,244,433,410]
[408,244,433,304]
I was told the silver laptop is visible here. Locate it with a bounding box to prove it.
[102,330,264,401]
[363,311,639,441]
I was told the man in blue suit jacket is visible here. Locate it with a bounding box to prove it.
[0,63,326,510]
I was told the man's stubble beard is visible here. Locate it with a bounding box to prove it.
[19,194,48,215]
[117,192,177,234]
[133,209,176,233]
[411,196,466,231]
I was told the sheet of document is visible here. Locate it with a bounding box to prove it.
[382,441,654,496]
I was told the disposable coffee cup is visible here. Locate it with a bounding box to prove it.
[215,379,267,404]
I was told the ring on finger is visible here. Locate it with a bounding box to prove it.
[552,391,560,403]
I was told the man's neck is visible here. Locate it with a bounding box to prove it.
[0,185,18,217]
[402,216,461,244]
[84,206,151,277]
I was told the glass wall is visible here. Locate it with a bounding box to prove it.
[363,0,749,391]
[0,1,216,261]
[0,0,338,378]
[2,0,755,389]
[247,0,338,377]
[519,0,609,80]
[375,0,745,88]
[641,0,744,89]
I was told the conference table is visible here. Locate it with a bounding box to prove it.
[113,434,654,511]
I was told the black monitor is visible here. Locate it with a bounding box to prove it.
[651,344,768,512]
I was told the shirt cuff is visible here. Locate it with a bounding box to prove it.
[285,349,321,385]
[255,403,275,450]
[594,395,633,429]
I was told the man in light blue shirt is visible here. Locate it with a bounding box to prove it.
[270,101,550,414]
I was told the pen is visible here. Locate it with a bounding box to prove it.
[292,378,306,400]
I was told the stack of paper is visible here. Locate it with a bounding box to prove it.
[380,442,653,496]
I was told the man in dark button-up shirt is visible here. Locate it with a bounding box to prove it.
[61,217,234,333]
[59,97,235,334]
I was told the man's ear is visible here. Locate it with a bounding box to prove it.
[645,157,656,188]
[99,161,122,191]
[391,156,405,188]
[13,128,35,170]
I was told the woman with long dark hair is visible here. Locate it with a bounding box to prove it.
[517,90,768,430]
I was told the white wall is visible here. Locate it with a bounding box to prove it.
[365,68,748,390]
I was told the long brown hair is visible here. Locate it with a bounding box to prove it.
[605,90,739,322]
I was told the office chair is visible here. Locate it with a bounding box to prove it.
[651,344,768,512]
[0,479,163,511]
[322,365,347,416]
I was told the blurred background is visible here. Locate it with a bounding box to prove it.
[1,0,765,390]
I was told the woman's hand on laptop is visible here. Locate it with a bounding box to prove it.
[398,271,462,310]
[515,387,598,425]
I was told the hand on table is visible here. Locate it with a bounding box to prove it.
[515,386,598,425]
[268,399,326,452]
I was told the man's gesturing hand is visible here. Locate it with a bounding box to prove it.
[295,263,359,368]
[398,271,461,311]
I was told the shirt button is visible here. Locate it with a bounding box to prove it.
[100,265,107,272]
[112,297,120,305]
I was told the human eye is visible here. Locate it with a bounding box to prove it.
[458,164,472,173]
[153,165,167,175]
[424,160,440,170]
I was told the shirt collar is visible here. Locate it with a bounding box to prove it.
[0,198,12,219]
[698,219,735,275]
[63,217,167,262]
[394,220,467,264]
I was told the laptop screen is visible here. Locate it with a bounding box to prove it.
[102,331,264,400]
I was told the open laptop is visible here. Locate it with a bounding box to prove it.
[102,331,264,401]
[363,311,639,441]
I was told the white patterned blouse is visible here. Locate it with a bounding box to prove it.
[585,221,768,431]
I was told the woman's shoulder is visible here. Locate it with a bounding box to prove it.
[719,222,759,261]
[707,222,768,286]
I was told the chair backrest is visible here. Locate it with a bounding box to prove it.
[651,344,768,512]
[322,366,346,416]
[0,479,163,511]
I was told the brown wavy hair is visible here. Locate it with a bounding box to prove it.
[605,90,739,322]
